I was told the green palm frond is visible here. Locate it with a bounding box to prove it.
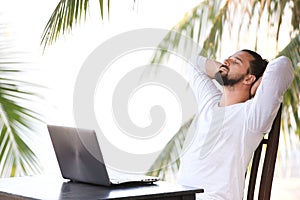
[0,24,42,177]
[279,34,300,137]
[150,0,227,64]
[248,0,299,49]
[146,116,194,181]
[41,0,111,50]
[151,0,299,63]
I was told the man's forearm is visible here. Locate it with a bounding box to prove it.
[205,59,223,79]
[190,55,223,79]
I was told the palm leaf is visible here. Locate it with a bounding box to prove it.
[146,116,194,181]
[0,24,42,177]
[41,0,101,50]
[151,0,299,63]
[278,34,300,138]
[150,0,227,64]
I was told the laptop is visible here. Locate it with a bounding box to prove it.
[47,125,160,186]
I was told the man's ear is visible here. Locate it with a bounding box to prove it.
[250,76,263,97]
[243,74,256,85]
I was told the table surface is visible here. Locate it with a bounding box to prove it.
[0,175,204,200]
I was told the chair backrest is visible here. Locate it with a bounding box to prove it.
[247,104,282,200]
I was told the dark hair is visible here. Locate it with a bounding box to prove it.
[241,49,268,81]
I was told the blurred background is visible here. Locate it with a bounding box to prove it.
[0,0,299,199]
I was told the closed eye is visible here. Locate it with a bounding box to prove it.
[234,59,240,65]
[229,56,242,65]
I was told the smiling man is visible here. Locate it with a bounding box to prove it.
[177,50,294,200]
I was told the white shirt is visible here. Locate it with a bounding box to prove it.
[177,56,294,200]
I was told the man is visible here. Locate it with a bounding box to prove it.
[177,49,294,200]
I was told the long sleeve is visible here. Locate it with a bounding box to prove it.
[188,56,222,110]
[247,56,294,134]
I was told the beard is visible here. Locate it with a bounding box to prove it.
[215,71,246,86]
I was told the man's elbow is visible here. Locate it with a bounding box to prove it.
[273,56,294,82]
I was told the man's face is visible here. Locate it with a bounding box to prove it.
[215,51,254,86]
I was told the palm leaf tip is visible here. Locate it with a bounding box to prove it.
[146,116,194,181]
[41,0,111,51]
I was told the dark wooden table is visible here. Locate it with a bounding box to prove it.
[0,176,204,199]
